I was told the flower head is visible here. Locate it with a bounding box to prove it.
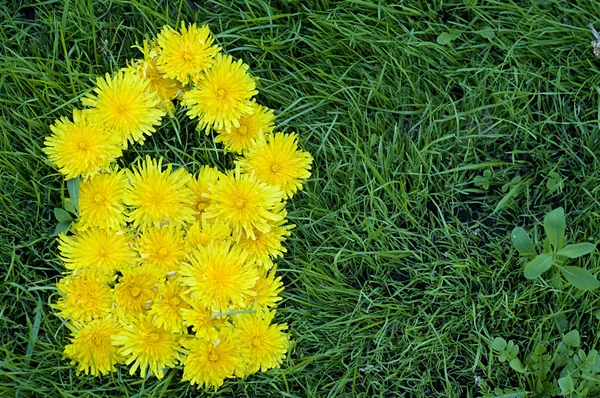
[125,156,195,228]
[43,110,121,179]
[78,170,129,231]
[182,53,257,133]
[81,70,165,146]
[187,165,223,220]
[179,241,258,313]
[184,220,231,254]
[55,269,113,322]
[64,317,124,376]
[181,329,248,390]
[181,298,228,341]
[237,132,313,199]
[113,266,162,318]
[149,278,189,333]
[214,101,275,153]
[236,206,293,270]
[113,314,182,379]
[58,228,137,274]
[248,271,284,311]
[235,310,288,375]
[126,40,182,113]
[137,226,185,273]
[204,170,284,241]
[156,23,219,85]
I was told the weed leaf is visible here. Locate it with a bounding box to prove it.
[524,253,553,279]
[544,207,565,251]
[557,243,596,259]
[67,177,80,211]
[511,227,536,257]
[558,266,599,291]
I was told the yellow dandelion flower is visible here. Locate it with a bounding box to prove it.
[181,329,249,390]
[184,219,231,254]
[126,40,182,112]
[78,170,129,231]
[64,317,124,376]
[137,226,185,273]
[204,170,284,241]
[55,269,113,322]
[182,53,257,133]
[181,298,228,341]
[114,266,162,318]
[58,228,137,274]
[179,241,259,312]
[248,270,284,311]
[43,109,122,179]
[237,132,313,199]
[149,278,189,333]
[214,101,275,154]
[125,156,195,228]
[81,70,165,146]
[112,314,182,379]
[237,207,293,270]
[187,165,223,220]
[236,310,288,375]
[156,23,219,85]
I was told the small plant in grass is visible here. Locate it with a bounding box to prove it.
[484,331,600,397]
[511,208,598,291]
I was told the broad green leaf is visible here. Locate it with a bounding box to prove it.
[544,207,565,251]
[53,208,71,223]
[563,330,580,348]
[558,375,575,395]
[491,337,507,351]
[557,243,596,259]
[51,221,71,237]
[511,227,536,257]
[558,266,599,291]
[67,177,80,211]
[63,198,77,214]
[524,253,553,279]
[436,30,461,45]
[509,358,526,373]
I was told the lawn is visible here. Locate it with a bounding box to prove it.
[3,0,600,397]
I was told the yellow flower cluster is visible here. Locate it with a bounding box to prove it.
[44,22,313,389]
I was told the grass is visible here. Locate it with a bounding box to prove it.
[3,0,600,396]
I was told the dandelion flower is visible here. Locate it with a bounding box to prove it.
[113,314,182,379]
[187,165,223,219]
[43,109,121,179]
[237,132,313,199]
[125,156,195,228]
[58,228,137,274]
[149,278,188,333]
[184,220,231,254]
[179,241,259,312]
[81,70,165,146]
[182,53,257,133]
[236,310,288,375]
[214,101,275,154]
[181,299,228,341]
[55,269,113,322]
[64,317,124,376]
[114,266,162,318]
[204,170,283,241]
[137,226,185,273]
[237,207,293,270]
[78,170,129,231]
[247,271,284,311]
[181,329,248,390]
[126,40,182,112]
[156,23,219,85]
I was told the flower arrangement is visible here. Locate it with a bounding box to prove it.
[42,22,312,390]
